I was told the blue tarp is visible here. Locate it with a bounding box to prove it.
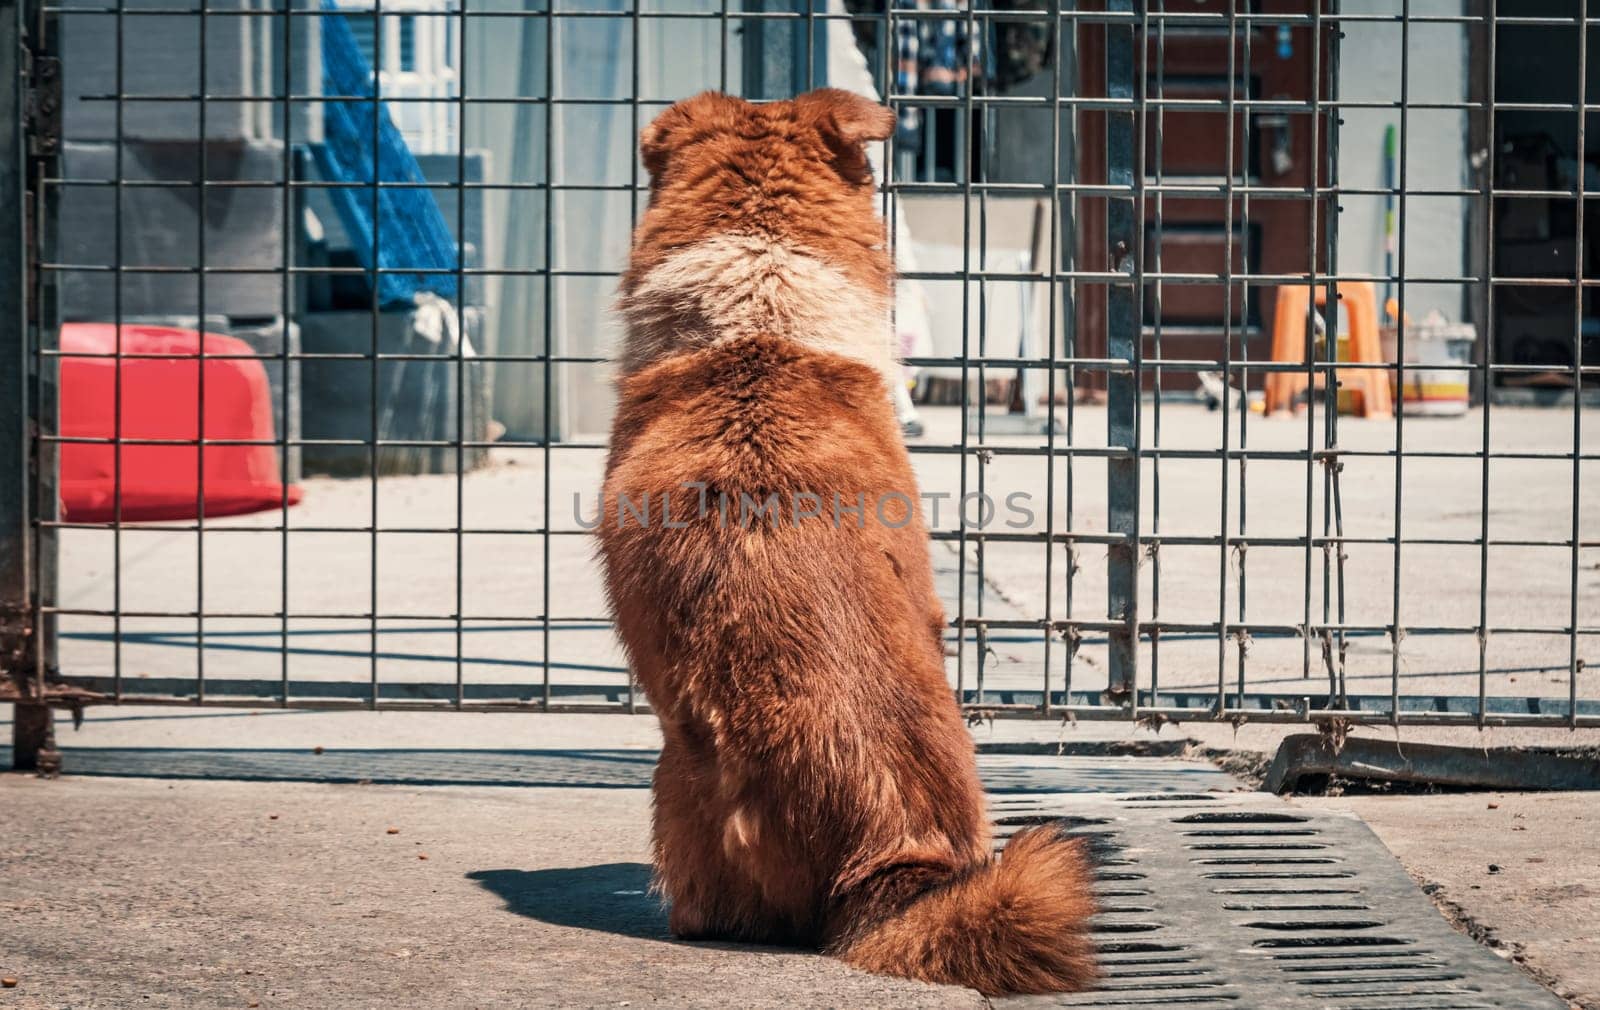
[315,0,459,306]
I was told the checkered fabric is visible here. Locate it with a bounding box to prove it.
[892,0,979,148]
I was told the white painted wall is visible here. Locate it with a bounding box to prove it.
[1335,0,1472,324]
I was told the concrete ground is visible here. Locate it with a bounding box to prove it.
[0,774,988,1010]
[4,707,1599,1008]
[1297,791,1600,1010]
[17,400,1598,1005]
[1,708,987,1010]
[48,402,1600,710]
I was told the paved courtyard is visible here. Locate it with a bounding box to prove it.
[48,402,1599,712]
[2,709,1596,1009]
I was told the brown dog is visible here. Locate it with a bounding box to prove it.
[598,89,1096,996]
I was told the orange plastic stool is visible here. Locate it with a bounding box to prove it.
[1264,282,1393,418]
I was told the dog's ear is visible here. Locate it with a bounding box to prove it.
[640,92,743,180]
[797,88,896,148]
[795,89,894,183]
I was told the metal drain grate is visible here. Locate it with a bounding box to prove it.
[985,786,1565,1009]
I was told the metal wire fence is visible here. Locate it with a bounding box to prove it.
[2,0,1596,756]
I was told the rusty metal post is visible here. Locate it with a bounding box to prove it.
[2,0,36,760]
[3,0,61,774]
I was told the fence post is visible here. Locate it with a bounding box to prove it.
[1104,0,1139,703]
[2,0,59,772]
[1,0,37,763]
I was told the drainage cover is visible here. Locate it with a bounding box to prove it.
[977,758,1564,1010]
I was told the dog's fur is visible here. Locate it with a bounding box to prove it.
[599,89,1097,996]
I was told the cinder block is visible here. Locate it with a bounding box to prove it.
[299,306,490,477]
[58,139,296,321]
[61,0,321,143]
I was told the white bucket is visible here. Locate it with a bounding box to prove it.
[1398,323,1475,416]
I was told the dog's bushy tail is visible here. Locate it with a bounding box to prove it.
[833,827,1098,996]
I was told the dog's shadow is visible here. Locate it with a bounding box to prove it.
[469,863,672,940]
[468,864,807,954]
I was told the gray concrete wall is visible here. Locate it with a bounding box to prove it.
[464,0,734,441]
[1336,0,1471,325]
[62,0,320,144]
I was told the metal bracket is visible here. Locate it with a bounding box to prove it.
[0,604,29,668]
[0,612,68,776]
[25,55,61,158]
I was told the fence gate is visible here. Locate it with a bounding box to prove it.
[4,0,1597,770]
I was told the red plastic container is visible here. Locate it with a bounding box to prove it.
[59,323,303,522]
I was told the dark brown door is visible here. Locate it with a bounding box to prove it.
[1076,2,1332,392]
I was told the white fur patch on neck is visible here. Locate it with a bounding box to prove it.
[618,233,894,383]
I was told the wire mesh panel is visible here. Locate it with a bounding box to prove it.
[5,0,1596,728]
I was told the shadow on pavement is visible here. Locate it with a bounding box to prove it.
[0,746,658,788]
[469,863,670,939]
[467,864,816,957]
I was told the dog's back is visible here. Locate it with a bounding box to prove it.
[599,89,1096,996]
[603,330,985,940]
